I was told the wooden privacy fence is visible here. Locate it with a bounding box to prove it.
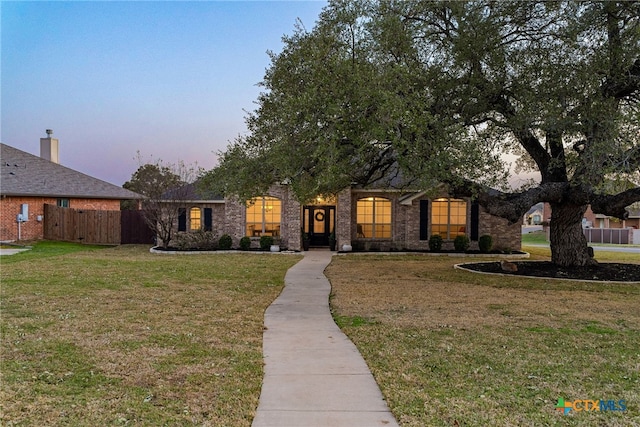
[44,204,154,245]
[121,209,156,244]
[44,204,121,244]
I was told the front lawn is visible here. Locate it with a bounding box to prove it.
[3,241,638,426]
[326,249,640,426]
[1,243,300,426]
[521,229,548,245]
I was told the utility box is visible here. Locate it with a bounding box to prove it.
[19,204,29,221]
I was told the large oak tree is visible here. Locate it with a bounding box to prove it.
[204,0,640,267]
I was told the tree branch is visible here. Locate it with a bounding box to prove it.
[591,187,640,220]
[445,178,567,224]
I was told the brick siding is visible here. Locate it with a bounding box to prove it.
[346,191,521,252]
[174,185,522,252]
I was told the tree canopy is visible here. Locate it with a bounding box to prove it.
[204,0,640,266]
[123,163,184,200]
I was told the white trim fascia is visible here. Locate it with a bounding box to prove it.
[398,191,427,206]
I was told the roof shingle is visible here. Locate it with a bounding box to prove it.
[0,143,142,200]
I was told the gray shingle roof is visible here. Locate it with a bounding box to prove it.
[1,143,143,200]
[162,181,224,202]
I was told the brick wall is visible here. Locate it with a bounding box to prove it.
[170,186,521,252]
[478,208,522,251]
[0,196,121,242]
[277,186,302,251]
[223,196,245,246]
[343,191,521,251]
[221,186,301,250]
[335,189,352,249]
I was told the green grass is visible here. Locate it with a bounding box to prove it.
[4,240,638,426]
[1,242,301,426]
[524,244,640,264]
[521,230,548,245]
[326,254,640,426]
[1,240,109,262]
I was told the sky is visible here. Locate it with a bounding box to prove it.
[1,1,327,186]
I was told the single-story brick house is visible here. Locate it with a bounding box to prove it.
[175,183,522,252]
[0,134,142,242]
[582,205,640,230]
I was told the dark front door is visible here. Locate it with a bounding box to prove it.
[303,206,335,246]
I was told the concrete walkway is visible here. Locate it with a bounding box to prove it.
[252,250,399,427]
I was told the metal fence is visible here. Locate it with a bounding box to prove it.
[583,227,632,244]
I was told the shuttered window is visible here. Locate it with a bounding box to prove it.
[189,207,201,231]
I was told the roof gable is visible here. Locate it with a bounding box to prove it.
[1,143,142,200]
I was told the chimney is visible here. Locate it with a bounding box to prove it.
[40,129,59,163]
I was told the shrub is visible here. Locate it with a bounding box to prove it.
[173,230,217,250]
[259,235,274,250]
[428,235,443,252]
[197,231,218,250]
[479,235,493,253]
[173,232,191,250]
[240,236,251,251]
[454,235,470,252]
[218,234,233,250]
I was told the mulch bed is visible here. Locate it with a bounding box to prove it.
[460,261,640,282]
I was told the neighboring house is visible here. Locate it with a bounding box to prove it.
[540,202,638,245]
[524,203,544,225]
[176,183,522,252]
[0,134,142,242]
[582,205,640,229]
[542,203,640,230]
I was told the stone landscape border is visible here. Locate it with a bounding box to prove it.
[149,246,531,259]
[149,247,299,255]
[150,247,531,259]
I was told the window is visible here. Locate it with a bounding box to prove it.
[189,207,201,231]
[356,197,391,238]
[57,198,70,208]
[431,198,467,239]
[246,197,281,237]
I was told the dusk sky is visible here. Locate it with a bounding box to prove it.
[2,1,327,186]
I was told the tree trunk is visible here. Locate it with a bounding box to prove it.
[549,202,595,267]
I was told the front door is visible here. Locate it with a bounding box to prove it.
[303,206,335,246]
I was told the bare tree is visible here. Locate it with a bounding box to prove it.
[124,155,202,248]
